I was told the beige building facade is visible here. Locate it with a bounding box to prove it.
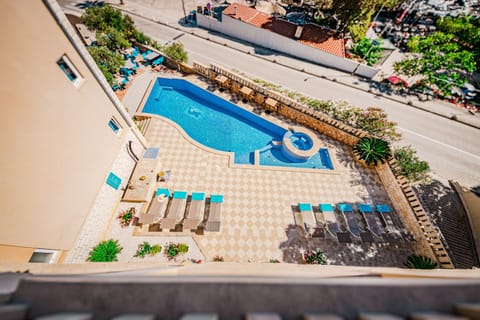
[0,0,145,262]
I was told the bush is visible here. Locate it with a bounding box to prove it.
[394,146,430,183]
[303,249,327,265]
[82,6,127,33]
[118,207,135,228]
[269,258,280,263]
[404,254,437,269]
[134,242,162,258]
[353,137,392,166]
[87,239,122,262]
[163,42,188,63]
[165,243,189,260]
[350,38,384,66]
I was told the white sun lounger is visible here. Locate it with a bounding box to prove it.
[160,190,187,230]
[298,203,316,235]
[183,192,206,230]
[205,195,223,232]
[320,203,340,238]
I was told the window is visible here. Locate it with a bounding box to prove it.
[29,249,59,263]
[57,54,83,87]
[108,117,122,135]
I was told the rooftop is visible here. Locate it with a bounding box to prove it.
[223,3,272,28]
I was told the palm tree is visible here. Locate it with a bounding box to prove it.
[404,254,438,269]
[353,137,391,166]
[87,239,123,262]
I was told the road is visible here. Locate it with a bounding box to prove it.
[61,1,480,188]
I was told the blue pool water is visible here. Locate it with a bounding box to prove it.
[260,146,333,169]
[142,78,333,169]
[289,133,313,151]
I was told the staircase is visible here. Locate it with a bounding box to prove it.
[135,117,152,137]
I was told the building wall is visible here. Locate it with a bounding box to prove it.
[0,1,136,251]
[0,245,34,263]
[196,14,378,78]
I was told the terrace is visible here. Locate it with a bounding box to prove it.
[64,69,419,266]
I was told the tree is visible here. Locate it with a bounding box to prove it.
[163,42,188,63]
[87,239,123,262]
[350,38,383,66]
[87,46,124,85]
[82,6,127,33]
[394,31,477,93]
[394,146,430,183]
[96,27,130,51]
[353,137,392,166]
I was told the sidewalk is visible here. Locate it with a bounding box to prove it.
[108,0,480,130]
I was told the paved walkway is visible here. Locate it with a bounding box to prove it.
[97,0,480,130]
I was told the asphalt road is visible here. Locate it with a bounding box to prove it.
[61,1,480,187]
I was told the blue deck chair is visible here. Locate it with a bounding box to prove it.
[320,203,340,239]
[338,203,361,238]
[298,203,316,235]
[376,204,397,232]
[358,203,383,237]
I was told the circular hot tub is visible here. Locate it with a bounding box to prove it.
[281,127,320,162]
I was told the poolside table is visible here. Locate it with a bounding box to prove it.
[123,148,162,202]
[215,74,229,87]
[240,86,253,99]
[143,51,160,62]
[265,97,278,111]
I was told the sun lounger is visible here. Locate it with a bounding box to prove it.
[298,203,316,235]
[183,192,206,230]
[138,188,170,224]
[376,204,397,232]
[338,203,361,238]
[320,203,340,238]
[358,203,384,237]
[206,194,223,232]
[160,191,187,230]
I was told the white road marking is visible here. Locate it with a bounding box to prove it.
[400,127,480,161]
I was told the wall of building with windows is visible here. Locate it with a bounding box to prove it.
[0,0,143,262]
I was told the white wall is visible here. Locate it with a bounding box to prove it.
[197,14,378,78]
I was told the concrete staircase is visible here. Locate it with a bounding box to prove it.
[135,117,152,137]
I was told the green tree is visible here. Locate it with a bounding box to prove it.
[394,146,430,183]
[87,239,123,262]
[353,137,392,166]
[82,6,127,33]
[87,46,124,86]
[350,38,383,66]
[163,42,188,63]
[404,254,437,269]
[96,27,130,51]
[394,31,477,93]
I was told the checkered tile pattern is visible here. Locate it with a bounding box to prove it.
[142,78,390,262]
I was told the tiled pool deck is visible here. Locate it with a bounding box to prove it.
[65,73,415,266]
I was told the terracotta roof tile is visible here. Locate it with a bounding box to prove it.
[298,24,345,57]
[223,3,271,28]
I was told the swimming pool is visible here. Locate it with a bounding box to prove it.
[142,78,333,170]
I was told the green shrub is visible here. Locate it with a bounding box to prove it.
[404,254,437,269]
[87,239,122,262]
[303,249,327,265]
[269,258,280,263]
[163,42,188,63]
[178,243,189,254]
[394,146,430,183]
[350,38,384,66]
[134,241,162,258]
[353,137,392,166]
[355,107,401,142]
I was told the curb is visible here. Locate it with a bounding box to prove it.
[113,5,480,130]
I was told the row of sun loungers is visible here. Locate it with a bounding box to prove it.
[139,188,223,232]
[297,202,398,240]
